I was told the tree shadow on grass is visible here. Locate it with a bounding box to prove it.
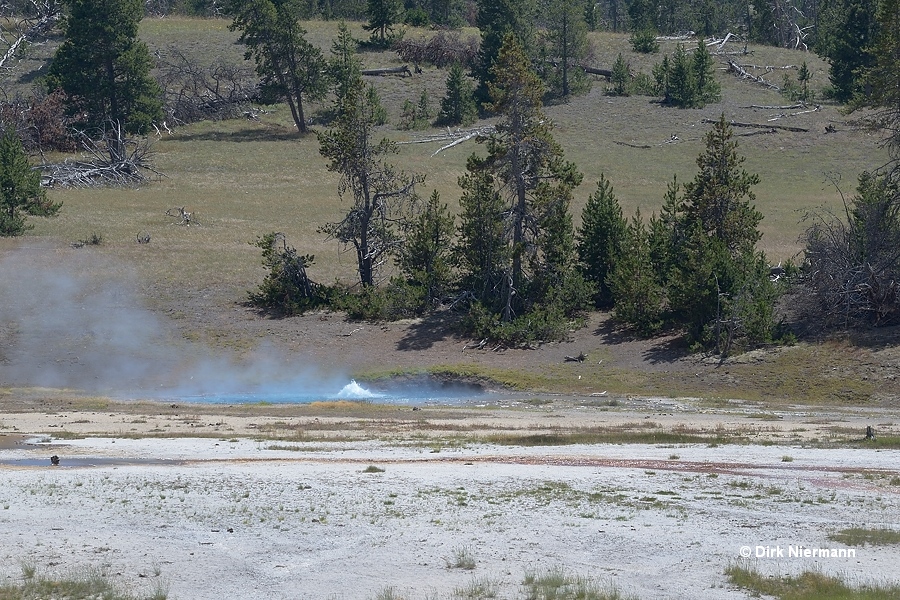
[593,315,689,365]
[170,126,307,143]
[397,309,461,351]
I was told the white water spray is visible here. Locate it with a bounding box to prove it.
[336,380,382,399]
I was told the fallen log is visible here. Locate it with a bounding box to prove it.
[614,140,651,149]
[362,65,412,77]
[742,103,806,110]
[726,61,780,90]
[701,118,808,133]
[581,65,612,80]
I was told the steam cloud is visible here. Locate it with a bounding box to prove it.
[0,246,345,399]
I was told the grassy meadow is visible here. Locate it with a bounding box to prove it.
[9,19,886,295]
[1,18,892,396]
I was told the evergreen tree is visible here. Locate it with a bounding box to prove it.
[474,0,533,107]
[656,42,719,108]
[610,53,630,95]
[626,0,656,31]
[667,116,773,351]
[317,77,422,287]
[225,0,329,134]
[576,174,627,307]
[854,0,900,163]
[608,209,665,334]
[542,0,591,99]
[691,40,720,105]
[329,21,362,109]
[437,63,478,126]
[815,0,878,103]
[457,35,586,338]
[455,158,508,303]
[364,0,403,45]
[45,0,163,134]
[680,114,762,254]
[399,189,455,304]
[0,130,61,236]
[664,44,696,107]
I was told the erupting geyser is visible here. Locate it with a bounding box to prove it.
[336,379,382,399]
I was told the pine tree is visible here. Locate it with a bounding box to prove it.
[317,79,422,287]
[364,0,403,45]
[474,0,534,107]
[437,63,478,126]
[691,41,720,105]
[455,158,508,303]
[458,34,585,335]
[225,0,329,134]
[666,116,773,351]
[542,0,591,99]
[608,209,665,334]
[610,53,630,96]
[45,0,163,134]
[329,21,361,111]
[664,44,696,107]
[815,0,878,103]
[681,114,762,254]
[577,174,627,307]
[854,0,900,163]
[0,130,61,236]
[399,189,455,304]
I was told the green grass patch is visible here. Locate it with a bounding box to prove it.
[522,567,634,600]
[726,563,900,600]
[444,546,477,570]
[828,528,900,547]
[0,565,167,600]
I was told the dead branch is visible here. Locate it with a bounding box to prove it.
[766,105,820,121]
[736,128,778,137]
[734,64,797,71]
[656,32,695,41]
[39,123,161,188]
[726,61,780,91]
[701,118,808,132]
[742,103,806,110]
[463,338,487,350]
[393,32,479,69]
[166,206,199,226]
[0,2,60,74]
[155,46,258,124]
[580,65,612,80]
[705,32,735,51]
[614,140,651,149]
[564,352,587,362]
[398,126,496,156]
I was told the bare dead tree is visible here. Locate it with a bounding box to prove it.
[155,46,259,125]
[800,172,900,328]
[165,206,199,226]
[39,121,161,188]
[0,0,59,76]
[393,32,479,69]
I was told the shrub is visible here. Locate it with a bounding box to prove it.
[630,28,660,53]
[247,233,327,315]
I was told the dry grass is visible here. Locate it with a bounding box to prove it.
[5,18,894,403]
[828,528,900,547]
[726,562,900,600]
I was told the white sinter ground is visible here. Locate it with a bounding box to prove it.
[1,436,898,599]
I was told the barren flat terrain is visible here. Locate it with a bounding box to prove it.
[1,397,899,599]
